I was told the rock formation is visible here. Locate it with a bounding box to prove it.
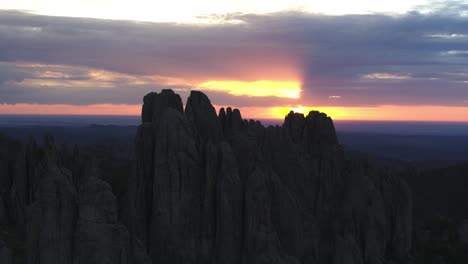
[73,163,151,264]
[0,239,13,264]
[126,89,413,264]
[0,135,150,264]
[459,220,468,244]
[0,89,413,264]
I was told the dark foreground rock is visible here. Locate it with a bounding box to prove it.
[459,220,468,244]
[0,135,150,264]
[125,89,413,264]
[0,239,12,264]
[73,171,151,264]
[0,89,412,264]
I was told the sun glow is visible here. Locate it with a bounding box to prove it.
[249,105,468,122]
[208,105,468,122]
[3,103,468,122]
[266,106,349,120]
[199,80,301,99]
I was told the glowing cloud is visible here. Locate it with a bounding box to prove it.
[429,33,468,38]
[198,80,301,99]
[11,62,191,89]
[441,50,468,56]
[362,73,412,80]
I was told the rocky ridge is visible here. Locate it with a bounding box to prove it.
[125,89,412,264]
[0,89,412,264]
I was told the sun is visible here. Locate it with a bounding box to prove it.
[198,80,301,99]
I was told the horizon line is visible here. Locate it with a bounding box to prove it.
[2,113,468,124]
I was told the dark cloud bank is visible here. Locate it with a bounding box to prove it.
[0,1,468,107]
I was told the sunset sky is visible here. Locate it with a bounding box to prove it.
[1,0,468,121]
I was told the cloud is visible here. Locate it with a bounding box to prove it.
[440,50,468,56]
[0,3,468,108]
[0,62,192,105]
[362,73,412,80]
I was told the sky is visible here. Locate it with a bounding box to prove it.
[1,0,468,121]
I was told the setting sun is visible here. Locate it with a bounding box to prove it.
[198,80,301,99]
[2,2,468,263]
[211,105,468,122]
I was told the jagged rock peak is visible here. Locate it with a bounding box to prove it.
[126,89,412,264]
[284,110,333,129]
[305,110,338,145]
[185,90,223,142]
[219,107,243,135]
[141,89,183,124]
[284,111,306,137]
[284,110,338,146]
[140,89,340,145]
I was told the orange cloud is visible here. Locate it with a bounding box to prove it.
[198,80,301,98]
[14,62,192,89]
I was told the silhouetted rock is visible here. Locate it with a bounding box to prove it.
[141,89,183,124]
[186,90,223,143]
[211,142,243,263]
[0,196,7,225]
[26,165,77,264]
[126,89,413,264]
[149,107,202,263]
[459,220,468,243]
[0,89,413,264]
[0,137,28,225]
[0,136,152,264]
[73,171,150,264]
[0,239,12,264]
[128,123,155,248]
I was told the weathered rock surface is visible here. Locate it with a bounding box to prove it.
[24,137,77,264]
[0,239,13,264]
[0,134,151,264]
[459,219,468,244]
[126,89,413,264]
[26,165,77,264]
[73,168,150,264]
